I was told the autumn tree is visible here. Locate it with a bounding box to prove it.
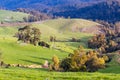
[85,56,105,72]
[49,55,60,71]
[58,46,106,72]
[88,21,120,53]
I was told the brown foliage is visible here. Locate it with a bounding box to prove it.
[88,21,120,53]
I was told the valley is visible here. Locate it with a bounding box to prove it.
[0,3,120,80]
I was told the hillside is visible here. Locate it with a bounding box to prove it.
[0,18,100,40]
[0,0,104,10]
[54,0,120,23]
[0,18,119,80]
[34,18,100,35]
[0,18,99,52]
[0,18,99,64]
[0,10,29,22]
[1,0,120,23]
[0,18,120,80]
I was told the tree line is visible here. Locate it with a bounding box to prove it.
[17,8,51,22]
[88,21,120,53]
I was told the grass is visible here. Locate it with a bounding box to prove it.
[0,39,119,80]
[0,67,120,80]
[43,18,99,30]
[32,18,97,40]
[0,38,68,65]
[0,18,119,80]
[0,10,29,22]
[0,27,18,36]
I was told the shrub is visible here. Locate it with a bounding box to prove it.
[50,55,60,71]
[85,56,105,72]
[57,46,106,72]
[60,58,72,71]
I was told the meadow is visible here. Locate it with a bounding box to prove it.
[0,16,119,80]
[0,10,29,22]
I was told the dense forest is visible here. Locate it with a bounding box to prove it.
[2,0,120,23]
[54,0,120,23]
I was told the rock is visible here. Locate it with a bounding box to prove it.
[42,60,49,68]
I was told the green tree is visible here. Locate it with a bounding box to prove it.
[17,25,41,46]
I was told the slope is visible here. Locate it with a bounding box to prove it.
[32,18,99,40]
[0,18,119,80]
[0,10,29,22]
[0,18,99,66]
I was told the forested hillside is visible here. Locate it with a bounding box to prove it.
[54,0,120,23]
[1,0,120,23]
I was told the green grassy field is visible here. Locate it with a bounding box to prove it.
[0,61,120,80]
[0,10,29,22]
[0,18,119,80]
[0,38,68,65]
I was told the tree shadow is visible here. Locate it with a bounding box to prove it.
[98,65,120,74]
[29,56,52,62]
[20,59,43,65]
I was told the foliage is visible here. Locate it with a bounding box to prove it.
[50,36,56,42]
[17,8,51,22]
[17,25,41,46]
[70,37,81,42]
[86,56,105,72]
[57,46,106,72]
[50,55,60,71]
[0,39,119,80]
[0,51,2,62]
[88,21,120,53]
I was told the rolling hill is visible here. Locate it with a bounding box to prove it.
[0,18,100,40]
[0,18,119,80]
[0,18,99,65]
[0,18,99,52]
[0,10,29,22]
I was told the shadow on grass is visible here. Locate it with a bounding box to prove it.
[98,65,120,74]
[32,68,48,71]
[29,56,52,62]
[62,36,90,48]
[20,59,43,65]
[9,66,49,71]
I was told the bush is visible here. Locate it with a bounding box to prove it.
[85,56,105,72]
[52,46,107,72]
[60,58,72,71]
[50,55,60,71]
